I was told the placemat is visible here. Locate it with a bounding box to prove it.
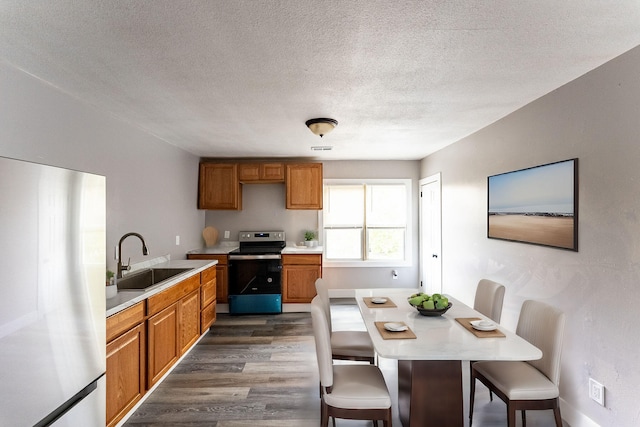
[374,321,416,339]
[363,297,397,308]
[455,318,505,338]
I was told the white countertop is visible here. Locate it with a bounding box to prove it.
[187,244,324,255]
[106,258,217,317]
[355,288,542,362]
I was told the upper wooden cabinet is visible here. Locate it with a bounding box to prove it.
[198,163,241,210]
[199,161,322,210]
[239,162,284,183]
[286,163,323,210]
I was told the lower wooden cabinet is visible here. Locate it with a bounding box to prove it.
[106,323,146,427]
[180,289,201,354]
[187,254,228,303]
[200,266,217,333]
[106,265,218,425]
[147,302,180,388]
[106,302,146,427]
[282,254,322,303]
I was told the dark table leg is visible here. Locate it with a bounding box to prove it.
[398,360,463,427]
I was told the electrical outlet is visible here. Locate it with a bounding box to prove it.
[175,235,180,246]
[224,230,230,239]
[392,270,398,279]
[589,378,605,406]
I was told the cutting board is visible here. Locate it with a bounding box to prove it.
[202,226,219,247]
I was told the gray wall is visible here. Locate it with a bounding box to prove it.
[205,160,421,288]
[420,46,640,427]
[0,61,205,274]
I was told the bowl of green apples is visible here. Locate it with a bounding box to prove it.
[407,293,452,316]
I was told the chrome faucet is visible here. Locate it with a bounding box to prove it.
[117,232,149,278]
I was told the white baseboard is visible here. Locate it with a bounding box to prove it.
[560,398,600,427]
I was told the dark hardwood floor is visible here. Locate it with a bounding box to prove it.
[123,303,566,427]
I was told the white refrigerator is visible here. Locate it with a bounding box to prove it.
[0,156,106,426]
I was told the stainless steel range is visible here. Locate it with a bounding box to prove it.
[228,231,286,314]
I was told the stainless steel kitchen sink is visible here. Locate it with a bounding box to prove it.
[116,267,193,290]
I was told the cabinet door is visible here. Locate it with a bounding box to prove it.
[216,264,228,303]
[261,163,284,181]
[239,162,284,183]
[147,303,179,388]
[180,289,201,354]
[198,163,241,210]
[106,323,145,427]
[282,264,321,303]
[238,163,261,181]
[285,163,323,209]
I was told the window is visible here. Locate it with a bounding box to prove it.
[322,179,412,267]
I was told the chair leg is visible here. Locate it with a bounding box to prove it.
[507,402,516,427]
[553,405,563,427]
[521,409,526,427]
[320,398,329,427]
[469,374,476,426]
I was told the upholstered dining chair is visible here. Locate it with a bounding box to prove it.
[471,279,506,400]
[473,279,506,323]
[314,278,376,364]
[469,300,566,427]
[310,296,393,427]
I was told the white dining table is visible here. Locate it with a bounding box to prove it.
[355,288,542,427]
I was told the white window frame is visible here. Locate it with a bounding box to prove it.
[321,178,412,268]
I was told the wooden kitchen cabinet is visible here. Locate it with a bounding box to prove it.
[187,254,228,303]
[282,254,322,303]
[239,162,284,183]
[147,302,179,388]
[198,163,242,210]
[146,274,201,388]
[285,163,323,209]
[106,302,145,427]
[179,289,201,354]
[200,266,217,333]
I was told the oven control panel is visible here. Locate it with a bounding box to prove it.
[238,231,285,242]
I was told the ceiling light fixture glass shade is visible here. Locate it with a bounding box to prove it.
[305,118,338,137]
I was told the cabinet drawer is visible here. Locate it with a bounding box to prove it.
[201,277,216,308]
[107,302,145,343]
[147,274,200,316]
[201,265,217,284]
[282,254,322,265]
[201,301,216,333]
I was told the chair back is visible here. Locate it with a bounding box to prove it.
[310,295,334,389]
[315,278,333,331]
[516,300,566,385]
[474,279,506,323]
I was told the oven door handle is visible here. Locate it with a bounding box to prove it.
[228,254,282,260]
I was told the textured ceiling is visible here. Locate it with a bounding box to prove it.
[1,1,640,160]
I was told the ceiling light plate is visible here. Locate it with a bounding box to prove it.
[306,118,338,137]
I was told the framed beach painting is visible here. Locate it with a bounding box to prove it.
[487,158,578,251]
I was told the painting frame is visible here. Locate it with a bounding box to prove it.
[487,158,578,251]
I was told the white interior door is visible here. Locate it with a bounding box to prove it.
[419,173,442,294]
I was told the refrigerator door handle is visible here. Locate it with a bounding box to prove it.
[33,375,103,427]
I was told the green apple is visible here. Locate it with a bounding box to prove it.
[409,296,424,306]
[422,300,435,310]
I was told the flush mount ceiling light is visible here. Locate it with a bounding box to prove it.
[305,118,338,138]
